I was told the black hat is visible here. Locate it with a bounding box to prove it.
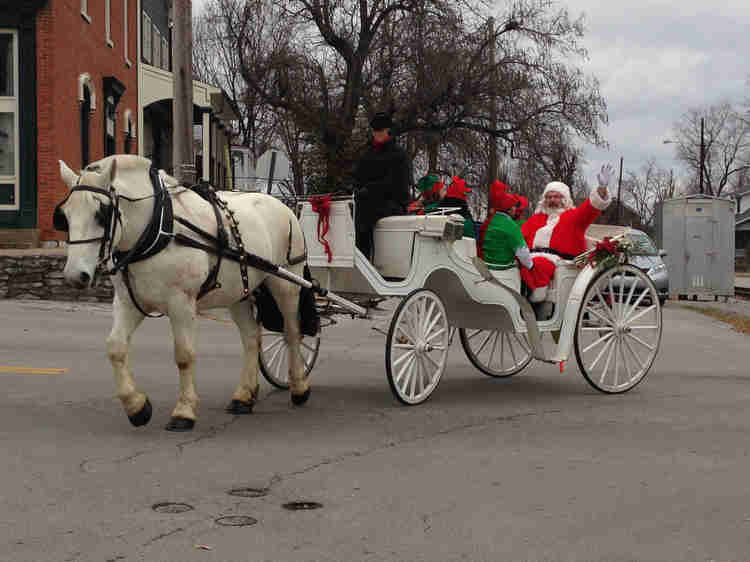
[370,111,392,131]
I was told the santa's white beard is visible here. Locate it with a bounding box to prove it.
[536,203,567,216]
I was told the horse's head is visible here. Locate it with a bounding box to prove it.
[56,157,122,289]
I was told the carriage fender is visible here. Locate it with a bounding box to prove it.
[548,264,598,363]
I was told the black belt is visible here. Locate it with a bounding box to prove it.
[531,247,575,260]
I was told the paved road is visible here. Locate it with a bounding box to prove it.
[1,298,750,562]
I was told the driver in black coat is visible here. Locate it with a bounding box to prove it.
[352,112,412,258]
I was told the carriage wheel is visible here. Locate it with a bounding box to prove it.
[574,264,662,394]
[259,331,320,390]
[459,329,533,378]
[385,289,450,405]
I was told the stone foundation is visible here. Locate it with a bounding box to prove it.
[0,254,113,302]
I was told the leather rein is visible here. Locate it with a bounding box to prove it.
[54,166,306,317]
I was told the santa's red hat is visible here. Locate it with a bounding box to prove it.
[445,177,471,200]
[538,181,574,212]
[489,179,517,212]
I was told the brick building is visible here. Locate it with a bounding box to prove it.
[0,0,237,248]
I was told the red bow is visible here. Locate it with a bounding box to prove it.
[310,195,333,263]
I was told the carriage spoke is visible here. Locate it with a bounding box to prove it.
[599,337,617,385]
[397,324,416,345]
[507,332,518,368]
[624,335,646,371]
[499,332,505,369]
[262,336,285,354]
[424,326,447,344]
[613,338,620,388]
[619,340,633,384]
[582,331,613,354]
[395,353,416,386]
[595,286,617,324]
[625,304,657,326]
[422,301,440,338]
[393,349,415,368]
[475,331,494,355]
[586,305,614,327]
[487,332,500,370]
[626,331,655,351]
[622,288,649,323]
[423,350,441,371]
[588,336,613,372]
[301,341,317,353]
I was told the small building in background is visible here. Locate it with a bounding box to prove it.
[659,195,735,300]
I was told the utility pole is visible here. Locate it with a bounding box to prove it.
[172,0,196,185]
[487,17,498,185]
[698,116,705,195]
[615,156,623,223]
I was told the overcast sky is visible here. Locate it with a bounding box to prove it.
[561,0,749,188]
[193,0,749,189]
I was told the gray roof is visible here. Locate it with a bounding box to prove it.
[737,208,750,226]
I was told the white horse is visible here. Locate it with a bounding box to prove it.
[55,155,310,431]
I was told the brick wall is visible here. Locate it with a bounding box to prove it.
[0,254,113,302]
[37,0,139,243]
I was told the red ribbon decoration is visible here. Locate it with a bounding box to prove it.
[310,194,333,263]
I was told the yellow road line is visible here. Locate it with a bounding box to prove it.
[0,366,69,375]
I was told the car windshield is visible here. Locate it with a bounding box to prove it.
[629,232,658,255]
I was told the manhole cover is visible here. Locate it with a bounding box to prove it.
[215,515,258,527]
[151,502,194,514]
[282,501,323,511]
[227,487,268,498]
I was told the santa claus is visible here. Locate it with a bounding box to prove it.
[520,164,614,302]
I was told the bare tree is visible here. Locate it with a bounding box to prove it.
[614,159,676,228]
[193,0,282,164]
[672,102,750,197]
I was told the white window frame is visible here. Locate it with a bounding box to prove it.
[161,36,168,70]
[0,29,20,211]
[124,0,131,66]
[142,12,151,64]
[81,0,91,23]
[153,27,161,71]
[105,0,113,47]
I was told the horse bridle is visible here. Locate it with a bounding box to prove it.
[53,183,121,274]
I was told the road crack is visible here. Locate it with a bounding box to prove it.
[175,416,240,455]
[268,409,561,487]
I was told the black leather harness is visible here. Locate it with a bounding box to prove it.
[53,167,307,318]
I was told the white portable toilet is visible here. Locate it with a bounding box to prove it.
[660,195,735,300]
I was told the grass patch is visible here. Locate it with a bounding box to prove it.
[680,305,750,335]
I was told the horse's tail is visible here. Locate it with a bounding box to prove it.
[285,212,307,268]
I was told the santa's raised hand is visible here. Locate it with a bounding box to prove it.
[596,163,615,199]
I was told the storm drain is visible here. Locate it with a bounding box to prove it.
[227,487,268,498]
[151,502,194,514]
[215,515,258,527]
[282,501,323,511]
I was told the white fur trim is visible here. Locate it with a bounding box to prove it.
[528,251,562,265]
[543,181,571,200]
[530,287,548,303]
[589,187,611,211]
[532,215,560,249]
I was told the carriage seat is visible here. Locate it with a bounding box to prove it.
[373,214,465,279]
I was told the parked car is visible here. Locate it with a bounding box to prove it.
[603,229,669,306]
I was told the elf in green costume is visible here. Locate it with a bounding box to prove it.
[408,174,443,214]
[477,180,534,270]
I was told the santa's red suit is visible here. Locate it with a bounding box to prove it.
[520,181,611,302]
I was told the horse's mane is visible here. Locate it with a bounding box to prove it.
[88,155,179,197]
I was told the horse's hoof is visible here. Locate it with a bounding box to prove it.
[291,388,311,406]
[165,417,195,432]
[128,398,152,427]
[225,399,254,415]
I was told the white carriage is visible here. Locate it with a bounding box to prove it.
[260,196,663,405]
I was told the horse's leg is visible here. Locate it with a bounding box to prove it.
[106,292,149,426]
[165,297,200,431]
[225,299,261,415]
[267,278,310,405]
